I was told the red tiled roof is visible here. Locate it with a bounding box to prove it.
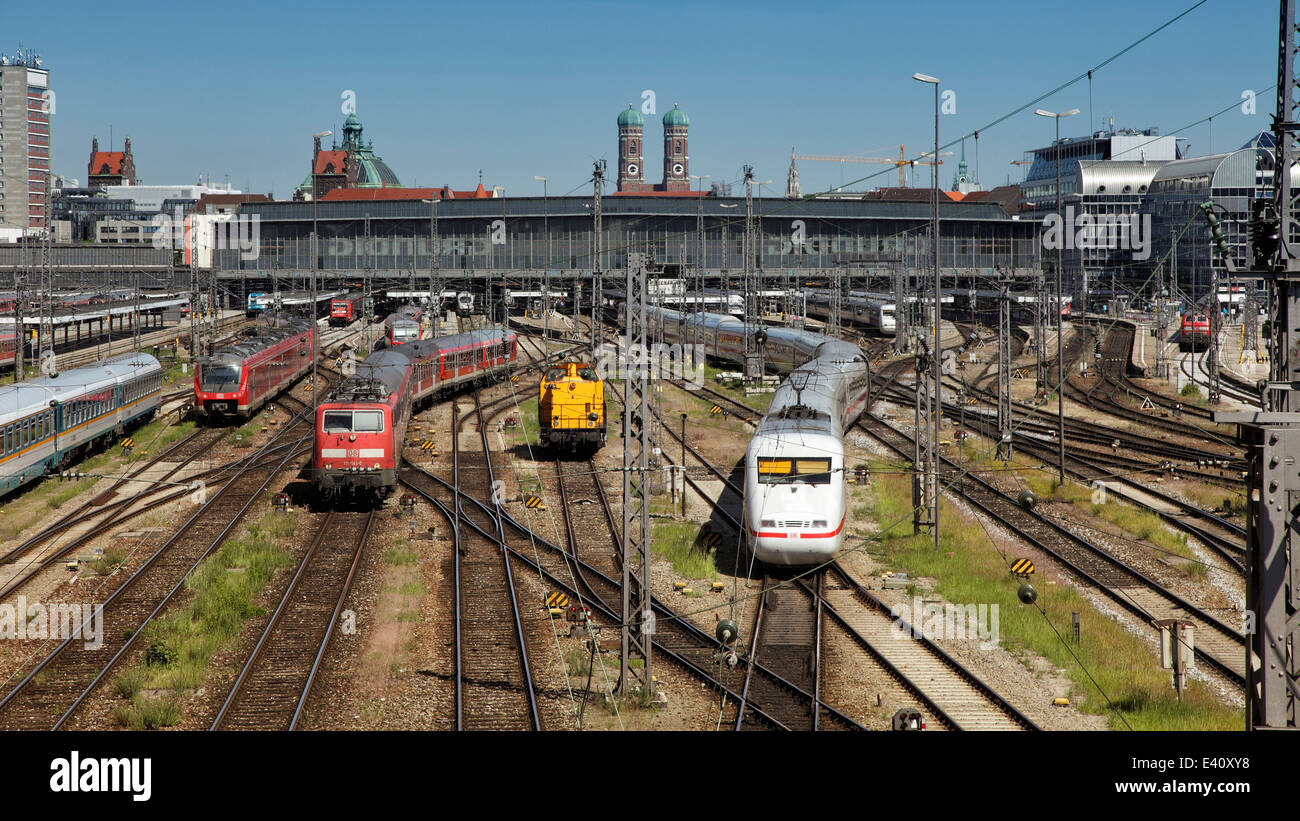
[314,150,348,175]
[89,152,125,176]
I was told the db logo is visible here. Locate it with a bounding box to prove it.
[188,480,208,505]
[39,349,57,377]
[341,350,357,377]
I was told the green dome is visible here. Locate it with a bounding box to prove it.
[663,104,689,127]
[617,105,643,128]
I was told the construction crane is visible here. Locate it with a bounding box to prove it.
[794,144,951,187]
[1009,158,1034,182]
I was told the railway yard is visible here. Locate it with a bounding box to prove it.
[0,299,1264,733]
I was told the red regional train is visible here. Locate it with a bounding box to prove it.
[330,293,364,327]
[1179,312,1211,352]
[313,327,517,497]
[194,314,315,419]
[382,305,424,346]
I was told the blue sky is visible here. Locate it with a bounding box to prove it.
[6,0,1279,198]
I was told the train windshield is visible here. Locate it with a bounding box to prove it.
[756,456,833,485]
[200,364,241,391]
[393,322,420,341]
[322,410,385,432]
[544,367,566,381]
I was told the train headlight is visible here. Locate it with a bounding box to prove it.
[325,464,332,469]
[813,520,827,528]
[350,434,357,442]
[761,519,776,528]
[587,412,598,421]
[374,463,381,470]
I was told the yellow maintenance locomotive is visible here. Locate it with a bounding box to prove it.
[539,361,605,450]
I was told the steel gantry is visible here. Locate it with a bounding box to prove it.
[619,251,654,698]
[1211,0,1300,730]
[590,161,605,360]
[997,271,1014,461]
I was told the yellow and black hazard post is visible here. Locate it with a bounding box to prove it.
[1010,558,1035,578]
[546,591,570,616]
[120,437,134,454]
[701,530,722,551]
[524,494,546,510]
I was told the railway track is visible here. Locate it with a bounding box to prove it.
[210,509,374,730]
[608,379,1034,729]
[0,431,311,729]
[856,411,1248,688]
[0,373,330,729]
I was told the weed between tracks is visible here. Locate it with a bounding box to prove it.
[862,460,1240,730]
[1018,475,1205,575]
[504,397,541,449]
[109,511,297,729]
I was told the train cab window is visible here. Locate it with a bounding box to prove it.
[354,411,383,432]
[756,456,833,485]
[201,364,241,391]
[577,366,598,381]
[544,367,566,382]
[323,411,353,432]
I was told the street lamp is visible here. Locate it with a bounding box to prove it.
[1035,107,1078,485]
[689,174,710,347]
[534,175,550,356]
[914,71,941,553]
[310,130,331,423]
[421,197,442,335]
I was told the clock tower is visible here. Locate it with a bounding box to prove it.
[661,104,690,191]
[616,104,648,192]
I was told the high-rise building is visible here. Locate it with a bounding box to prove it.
[0,49,51,231]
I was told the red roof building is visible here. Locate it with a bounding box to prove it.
[87,137,136,188]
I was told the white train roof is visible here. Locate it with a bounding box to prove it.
[0,352,161,425]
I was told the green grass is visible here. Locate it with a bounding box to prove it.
[864,462,1241,730]
[1019,474,1204,574]
[1179,382,1203,399]
[109,511,297,726]
[506,397,541,448]
[226,416,262,448]
[651,519,718,580]
[383,540,418,566]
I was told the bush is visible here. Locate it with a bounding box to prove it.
[144,641,178,668]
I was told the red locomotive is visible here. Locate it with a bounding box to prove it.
[313,327,517,497]
[194,315,315,419]
[1179,312,1211,352]
[330,293,364,327]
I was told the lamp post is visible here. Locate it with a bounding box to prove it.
[1035,107,1078,485]
[914,72,941,553]
[689,174,710,356]
[310,130,331,422]
[421,197,441,335]
[535,175,549,357]
[680,412,688,516]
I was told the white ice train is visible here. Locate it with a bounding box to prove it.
[655,309,869,565]
[802,291,896,336]
[0,352,164,496]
